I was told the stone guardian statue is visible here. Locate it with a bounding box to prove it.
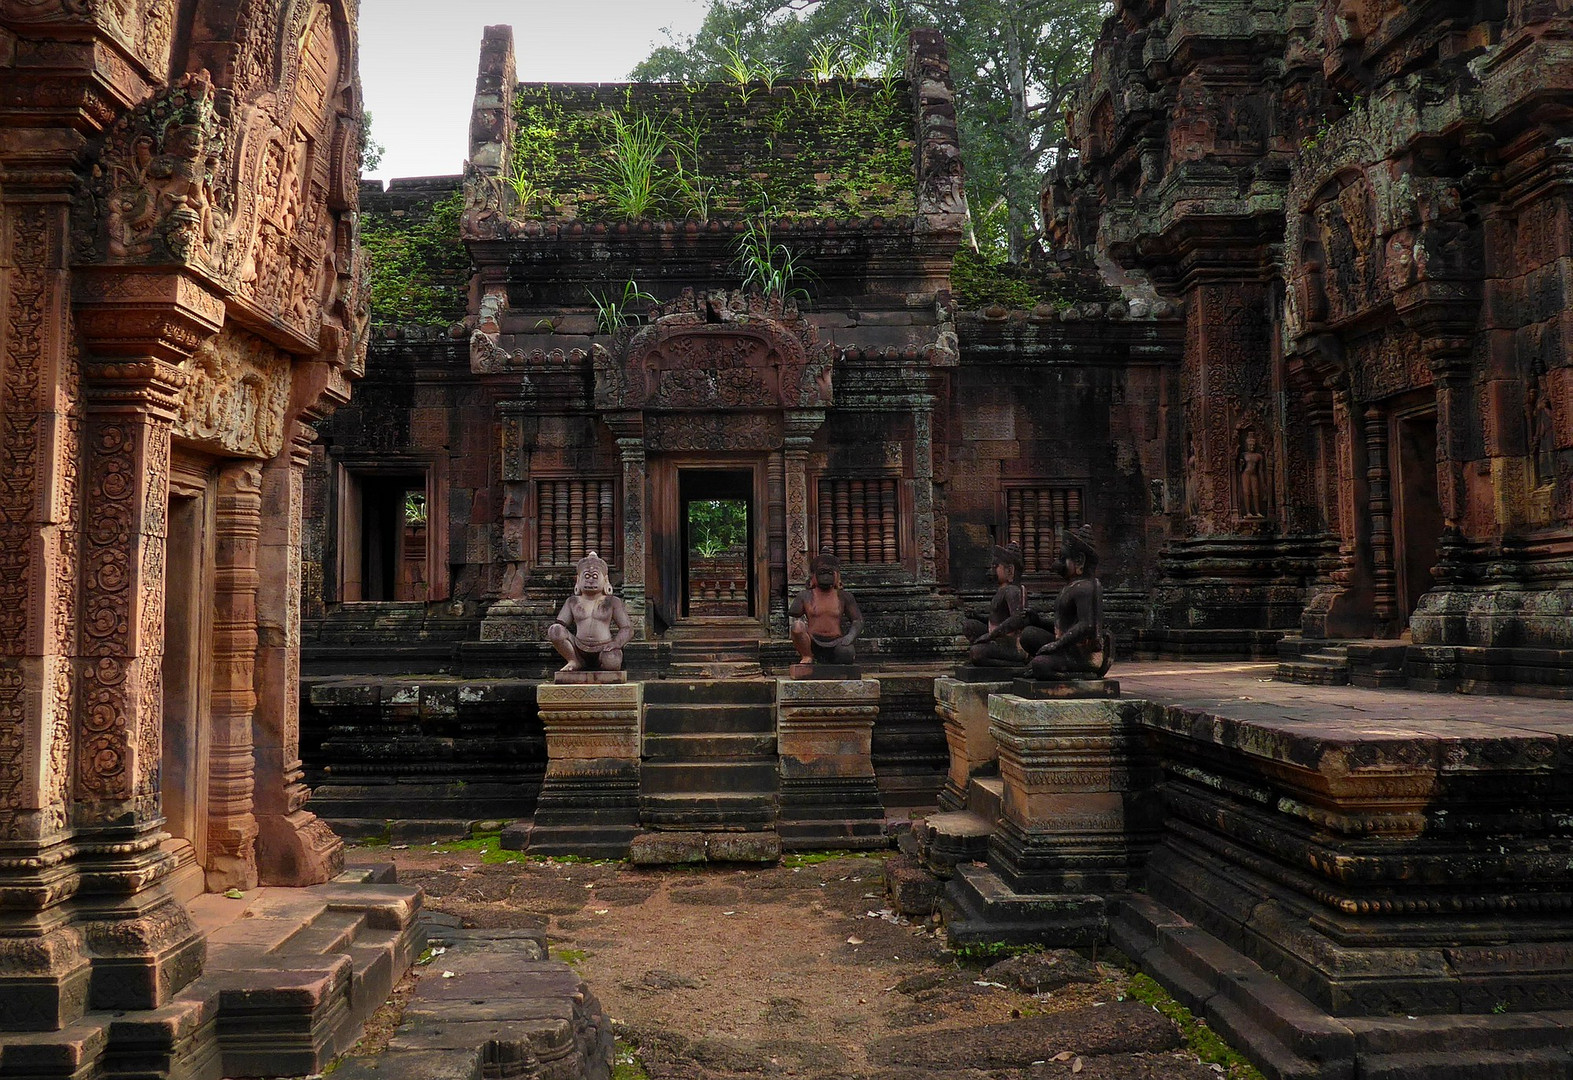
[546,552,633,681]
[1028,526,1115,680]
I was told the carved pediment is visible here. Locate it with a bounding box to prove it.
[594,289,834,412]
[174,327,291,458]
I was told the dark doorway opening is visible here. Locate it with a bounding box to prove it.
[358,474,429,602]
[1392,407,1443,622]
[680,470,753,618]
[162,487,211,902]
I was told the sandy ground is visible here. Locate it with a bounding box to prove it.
[360,843,1258,1080]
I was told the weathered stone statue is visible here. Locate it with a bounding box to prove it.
[547,552,633,681]
[962,543,1038,667]
[789,553,863,672]
[1028,526,1115,680]
[1238,429,1268,520]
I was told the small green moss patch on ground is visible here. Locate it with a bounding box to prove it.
[1125,973,1267,1079]
[780,849,876,868]
[948,940,1044,966]
[612,1038,650,1080]
[551,946,589,966]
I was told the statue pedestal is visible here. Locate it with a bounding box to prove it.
[933,676,1011,811]
[1009,677,1120,700]
[775,678,885,850]
[553,670,628,684]
[944,695,1160,947]
[788,662,861,680]
[526,682,642,858]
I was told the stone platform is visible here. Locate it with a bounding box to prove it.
[0,867,424,1080]
[1112,662,1573,1079]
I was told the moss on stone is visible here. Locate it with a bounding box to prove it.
[360,188,470,327]
[950,249,1067,312]
[507,80,914,223]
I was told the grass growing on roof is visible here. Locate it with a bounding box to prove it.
[359,188,470,326]
[506,80,914,224]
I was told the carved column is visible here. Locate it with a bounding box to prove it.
[767,452,787,632]
[1427,343,1473,531]
[205,462,261,891]
[0,188,92,1031]
[783,409,824,588]
[606,413,646,637]
[912,400,938,584]
[1364,405,1398,631]
[254,425,342,885]
[72,267,222,1013]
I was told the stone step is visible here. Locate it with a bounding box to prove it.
[965,775,1004,824]
[642,702,775,735]
[644,679,775,706]
[276,908,366,957]
[640,792,778,830]
[639,760,779,795]
[1276,658,1351,685]
[913,809,995,876]
[643,732,777,760]
[669,660,764,679]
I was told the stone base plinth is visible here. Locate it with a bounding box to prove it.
[951,664,1023,683]
[986,695,1160,895]
[942,862,1107,947]
[526,682,642,858]
[789,662,861,680]
[1009,677,1120,699]
[553,669,627,684]
[933,676,1010,811]
[776,678,885,850]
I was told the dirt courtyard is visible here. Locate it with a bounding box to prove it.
[361,841,1260,1080]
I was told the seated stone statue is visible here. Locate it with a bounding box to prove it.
[1028,525,1115,680]
[789,553,863,666]
[546,552,633,675]
[962,543,1040,667]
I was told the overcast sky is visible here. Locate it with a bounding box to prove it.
[359,1,713,182]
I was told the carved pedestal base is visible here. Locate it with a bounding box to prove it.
[943,696,1159,948]
[74,851,207,1014]
[933,676,1010,811]
[788,662,860,680]
[1009,677,1121,700]
[527,683,642,858]
[0,849,92,1031]
[257,807,345,886]
[554,670,627,684]
[775,678,885,850]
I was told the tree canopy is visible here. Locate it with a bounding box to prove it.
[632,0,1105,262]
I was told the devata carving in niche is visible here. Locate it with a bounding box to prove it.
[1530,367,1556,488]
[1028,526,1115,680]
[1237,428,1269,521]
[546,553,633,677]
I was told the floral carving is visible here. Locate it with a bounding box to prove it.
[176,329,292,458]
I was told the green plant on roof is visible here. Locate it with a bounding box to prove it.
[669,115,714,222]
[598,112,670,220]
[590,277,658,335]
[733,198,812,304]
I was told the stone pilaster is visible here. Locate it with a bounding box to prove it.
[528,682,642,858]
[0,185,92,1032]
[254,428,341,885]
[933,677,1009,811]
[775,678,884,850]
[204,461,260,891]
[607,415,646,637]
[72,267,222,1014]
[783,411,823,587]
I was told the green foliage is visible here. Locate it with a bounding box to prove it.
[590,278,657,335]
[507,80,912,225]
[613,1039,651,1080]
[1125,974,1267,1080]
[688,499,748,558]
[779,849,874,868]
[948,939,1044,965]
[634,0,1105,262]
[733,209,813,302]
[551,946,589,966]
[359,188,470,327]
[949,248,1064,310]
[359,110,386,174]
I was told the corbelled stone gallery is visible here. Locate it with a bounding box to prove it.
[3,0,1573,1076]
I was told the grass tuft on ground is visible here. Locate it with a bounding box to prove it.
[1125,973,1266,1079]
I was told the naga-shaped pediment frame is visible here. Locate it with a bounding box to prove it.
[593,289,834,412]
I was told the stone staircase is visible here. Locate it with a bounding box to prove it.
[640,679,779,832]
[0,866,424,1080]
[911,773,1004,877]
[665,618,764,678]
[1276,636,1410,688]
